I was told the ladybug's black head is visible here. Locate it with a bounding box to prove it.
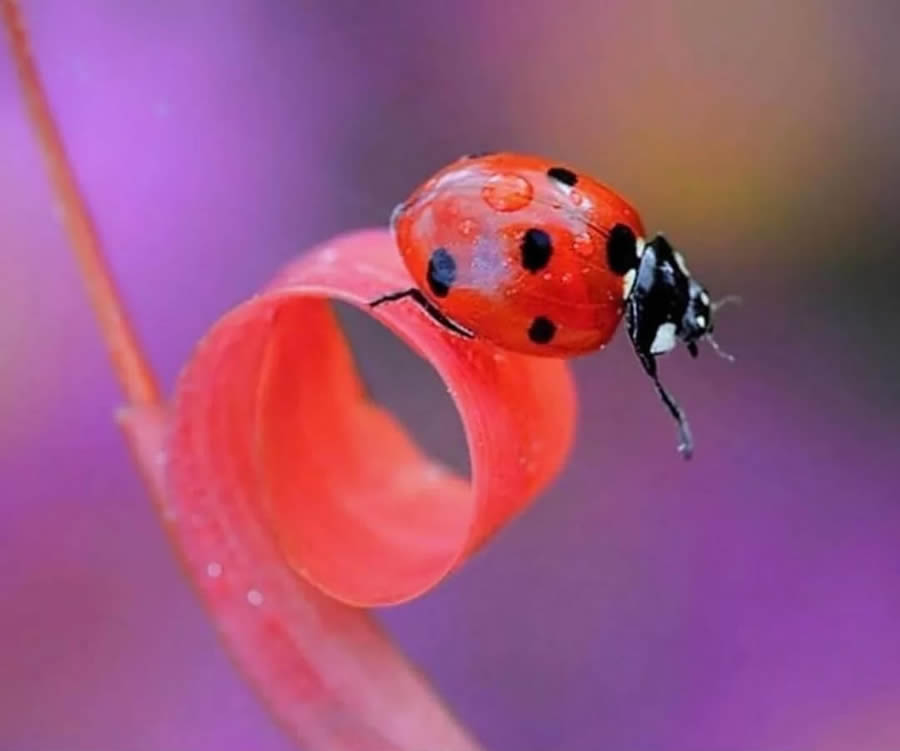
[624,234,735,459]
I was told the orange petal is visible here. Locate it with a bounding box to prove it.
[121,228,576,749]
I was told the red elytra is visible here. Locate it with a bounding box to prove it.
[387,152,646,357]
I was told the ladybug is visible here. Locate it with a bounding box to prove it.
[371,152,734,458]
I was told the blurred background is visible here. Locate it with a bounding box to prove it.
[1,0,898,749]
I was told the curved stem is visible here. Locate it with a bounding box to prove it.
[1,0,161,407]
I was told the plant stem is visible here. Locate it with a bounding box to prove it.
[1,0,161,407]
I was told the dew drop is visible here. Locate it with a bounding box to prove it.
[247,589,264,607]
[207,562,223,578]
[482,173,534,212]
[573,233,595,258]
[422,465,444,484]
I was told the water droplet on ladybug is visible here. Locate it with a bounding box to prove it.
[481,173,534,212]
[573,233,594,258]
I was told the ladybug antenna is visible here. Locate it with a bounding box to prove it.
[706,294,739,362]
[711,294,742,312]
[705,333,735,363]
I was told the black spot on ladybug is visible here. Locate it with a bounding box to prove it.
[606,223,639,275]
[547,166,578,186]
[427,247,457,298]
[521,228,553,272]
[528,316,557,344]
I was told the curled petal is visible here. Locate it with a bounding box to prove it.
[124,228,576,749]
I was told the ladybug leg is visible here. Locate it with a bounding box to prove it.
[624,238,697,459]
[369,288,418,306]
[634,350,694,460]
[369,288,474,339]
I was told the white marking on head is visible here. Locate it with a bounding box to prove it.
[650,322,678,355]
[636,236,646,258]
[623,269,637,298]
[674,251,690,275]
[696,315,707,329]
[700,290,710,306]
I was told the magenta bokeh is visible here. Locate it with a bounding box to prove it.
[2,2,898,750]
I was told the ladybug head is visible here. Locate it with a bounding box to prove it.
[625,234,736,459]
[626,234,734,360]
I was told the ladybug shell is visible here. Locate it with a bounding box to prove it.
[391,152,646,357]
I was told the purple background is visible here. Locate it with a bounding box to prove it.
[2,1,899,749]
